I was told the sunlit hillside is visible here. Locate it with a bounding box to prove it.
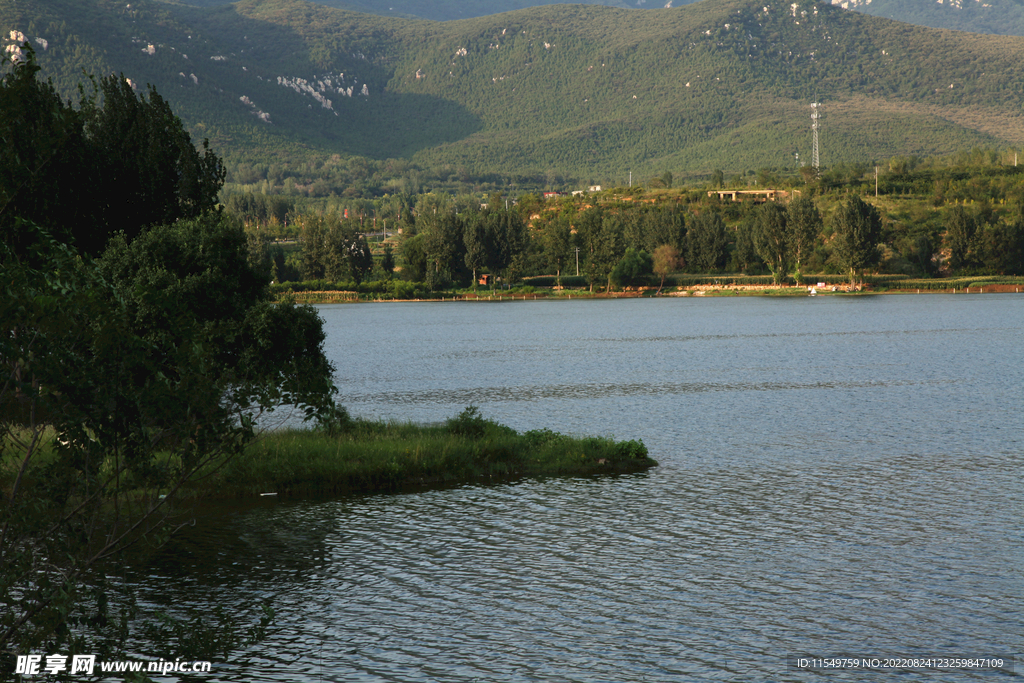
[3,0,1024,183]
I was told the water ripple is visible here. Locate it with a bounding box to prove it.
[131,297,1023,682]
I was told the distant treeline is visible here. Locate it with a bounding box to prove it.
[231,161,1024,295]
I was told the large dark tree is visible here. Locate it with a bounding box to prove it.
[0,47,224,257]
[1,56,333,654]
[0,45,90,254]
[99,214,336,418]
[83,76,224,254]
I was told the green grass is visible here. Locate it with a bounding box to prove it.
[872,275,1024,291]
[208,408,655,497]
[3,409,655,502]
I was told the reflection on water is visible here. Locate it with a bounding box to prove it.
[138,296,1022,681]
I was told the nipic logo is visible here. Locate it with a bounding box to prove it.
[15,654,212,676]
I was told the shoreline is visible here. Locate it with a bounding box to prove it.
[277,282,1024,304]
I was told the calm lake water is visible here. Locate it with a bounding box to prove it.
[137,295,1022,681]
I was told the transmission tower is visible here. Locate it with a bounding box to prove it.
[811,102,821,174]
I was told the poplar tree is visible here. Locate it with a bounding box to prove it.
[686,211,728,273]
[787,196,822,279]
[754,202,789,285]
[943,205,977,272]
[830,195,881,286]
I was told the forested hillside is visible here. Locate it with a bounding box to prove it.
[161,0,1024,34]
[4,0,1024,189]
[834,0,1024,37]
[161,0,646,22]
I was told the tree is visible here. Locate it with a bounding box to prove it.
[754,202,789,285]
[380,243,396,279]
[732,216,761,274]
[99,214,336,417]
[0,44,90,255]
[583,214,624,292]
[787,196,822,280]
[829,195,882,286]
[647,205,687,254]
[542,214,574,287]
[423,213,467,289]
[611,248,652,289]
[483,209,528,287]
[2,217,334,654]
[342,232,374,286]
[944,205,978,272]
[652,244,681,294]
[85,74,225,251]
[977,217,1024,275]
[686,211,728,273]
[911,233,937,276]
[400,233,428,282]
[0,48,224,257]
[464,218,489,287]
[297,213,330,280]
[1,58,332,649]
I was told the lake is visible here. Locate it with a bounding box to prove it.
[136,294,1022,681]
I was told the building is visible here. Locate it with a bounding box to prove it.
[707,189,797,203]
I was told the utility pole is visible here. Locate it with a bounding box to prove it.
[575,247,580,276]
[629,170,632,187]
[875,165,878,197]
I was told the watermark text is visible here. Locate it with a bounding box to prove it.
[16,654,212,676]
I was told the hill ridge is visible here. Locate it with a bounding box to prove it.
[3,0,1023,183]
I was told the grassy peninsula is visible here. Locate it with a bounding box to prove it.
[215,408,654,498]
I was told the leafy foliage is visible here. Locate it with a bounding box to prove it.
[943,205,977,272]
[611,247,652,288]
[787,196,822,277]
[0,61,336,653]
[652,243,681,293]
[0,48,223,256]
[754,202,789,285]
[829,194,882,284]
[686,210,728,273]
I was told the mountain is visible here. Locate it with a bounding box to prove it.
[828,0,1024,38]
[4,0,1024,184]
[162,0,1024,35]
[159,0,691,23]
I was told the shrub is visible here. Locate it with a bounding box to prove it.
[445,406,515,439]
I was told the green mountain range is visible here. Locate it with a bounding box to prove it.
[164,0,1024,35]
[162,0,659,23]
[4,0,1024,185]
[828,0,1024,38]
